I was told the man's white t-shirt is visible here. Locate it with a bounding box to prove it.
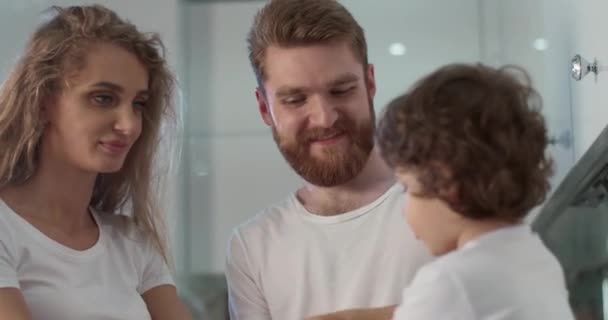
[393,224,575,320]
[0,200,174,320]
[225,184,432,320]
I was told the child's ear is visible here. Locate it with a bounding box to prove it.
[431,162,459,204]
[439,182,459,205]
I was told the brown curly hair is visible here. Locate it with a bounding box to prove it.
[377,64,553,222]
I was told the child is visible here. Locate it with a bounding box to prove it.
[377,64,575,319]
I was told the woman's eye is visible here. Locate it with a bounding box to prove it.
[92,94,115,106]
[133,100,147,110]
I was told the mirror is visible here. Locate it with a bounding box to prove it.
[177,0,577,318]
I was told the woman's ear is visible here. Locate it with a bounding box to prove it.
[40,95,59,127]
[39,104,49,129]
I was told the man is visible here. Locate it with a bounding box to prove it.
[225,1,431,319]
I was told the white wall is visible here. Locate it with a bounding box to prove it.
[342,0,481,112]
[483,0,608,167]
[567,0,608,160]
[183,0,481,273]
[0,0,182,83]
[476,0,578,224]
[183,1,302,274]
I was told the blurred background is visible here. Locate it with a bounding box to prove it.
[2,0,608,319]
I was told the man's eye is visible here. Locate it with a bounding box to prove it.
[284,97,306,106]
[331,86,355,96]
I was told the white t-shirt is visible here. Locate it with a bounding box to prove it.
[393,224,575,320]
[0,200,174,320]
[225,184,432,320]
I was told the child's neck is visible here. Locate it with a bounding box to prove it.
[456,219,519,249]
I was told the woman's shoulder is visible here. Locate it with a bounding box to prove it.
[0,200,23,242]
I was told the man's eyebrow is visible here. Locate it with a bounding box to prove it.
[327,73,360,87]
[276,87,306,98]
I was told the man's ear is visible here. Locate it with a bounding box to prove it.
[366,64,376,98]
[256,87,273,126]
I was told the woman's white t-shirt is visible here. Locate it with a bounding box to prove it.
[0,200,174,320]
[393,225,575,320]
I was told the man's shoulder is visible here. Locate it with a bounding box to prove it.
[231,194,300,241]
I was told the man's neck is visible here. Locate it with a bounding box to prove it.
[296,148,396,216]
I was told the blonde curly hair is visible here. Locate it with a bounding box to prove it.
[0,5,176,263]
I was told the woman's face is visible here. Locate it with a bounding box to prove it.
[42,42,149,174]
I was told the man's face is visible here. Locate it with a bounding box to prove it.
[256,41,377,187]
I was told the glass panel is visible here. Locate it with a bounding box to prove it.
[534,125,608,319]
[178,1,577,318]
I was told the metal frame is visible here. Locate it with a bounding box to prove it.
[533,123,608,232]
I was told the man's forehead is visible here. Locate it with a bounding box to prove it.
[271,72,360,96]
[264,43,362,72]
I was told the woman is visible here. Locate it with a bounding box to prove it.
[0,5,191,320]
[377,64,574,319]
